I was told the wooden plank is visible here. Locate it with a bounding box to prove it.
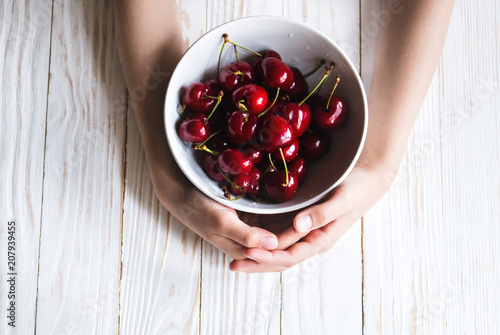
[281,1,363,334]
[439,1,500,333]
[118,1,206,334]
[362,0,499,333]
[360,0,448,333]
[34,1,126,333]
[200,2,283,334]
[0,0,52,333]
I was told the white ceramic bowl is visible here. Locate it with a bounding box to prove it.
[165,16,367,214]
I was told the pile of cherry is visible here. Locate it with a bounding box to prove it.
[177,34,347,203]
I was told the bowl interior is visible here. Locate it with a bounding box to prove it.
[165,16,367,214]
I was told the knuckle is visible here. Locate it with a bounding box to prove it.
[242,231,259,247]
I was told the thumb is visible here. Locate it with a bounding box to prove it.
[222,218,279,250]
[293,187,350,233]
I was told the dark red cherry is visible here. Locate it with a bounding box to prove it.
[241,144,263,165]
[272,139,299,162]
[178,114,210,143]
[258,115,295,153]
[218,148,253,175]
[299,131,330,162]
[232,84,268,115]
[219,61,255,91]
[182,81,217,113]
[209,131,233,152]
[264,170,298,203]
[289,156,307,184]
[204,153,226,182]
[227,111,259,144]
[280,102,312,137]
[312,95,348,131]
[230,167,262,196]
[282,67,309,100]
[260,57,294,89]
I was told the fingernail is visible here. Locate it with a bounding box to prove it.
[261,236,277,250]
[296,215,312,232]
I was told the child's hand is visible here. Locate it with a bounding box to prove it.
[229,161,394,272]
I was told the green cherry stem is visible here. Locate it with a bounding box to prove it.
[298,63,335,107]
[217,35,228,78]
[326,75,341,109]
[233,44,239,61]
[218,167,245,191]
[268,153,278,172]
[303,59,326,78]
[258,88,280,118]
[279,148,289,186]
[224,34,262,57]
[178,105,186,119]
[204,91,224,124]
[197,129,223,148]
[192,144,219,156]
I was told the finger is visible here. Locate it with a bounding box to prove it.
[274,226,308,250]
[219,218,278,250]
[293,186,352,233]
[229,259,287,273]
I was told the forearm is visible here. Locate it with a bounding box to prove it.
[114,0,187,207]
[361,0,454,172]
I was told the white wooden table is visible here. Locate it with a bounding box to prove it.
[1,0,499,334]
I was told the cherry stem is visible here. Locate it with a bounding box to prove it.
[192,144,219,156]
[326,75,341,109]
[237,101,249,113]
[279,148,289,186]
[303,59,326,78]
[217,37,228,78]
[268,153,277,171]
[229,193,246,201]
[258,88,280,118]
[203,94,220,100]
[224,33,262,57]
[298,63,335,106]
[233,44,239,61]
[197,129,223,148]
[204,91,224,123]
[217,167,245,191]
[178,105,186,119]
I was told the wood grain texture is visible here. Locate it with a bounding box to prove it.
[439,1,500,333]
[118,1,206,334]
[35,0,126,333]
[199,2,283,334]
[0,0,52,333]
[281,1,363,334]
[362,0,500,333]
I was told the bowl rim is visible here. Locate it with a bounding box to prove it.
[164,15,368,214]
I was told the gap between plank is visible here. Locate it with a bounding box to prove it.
[33,0,55,333]
[116,90,129,335]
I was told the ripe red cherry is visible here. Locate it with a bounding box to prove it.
[272,139,299,162]
[282,67,309,100]
[182,81,217,113]
[258,115,295,153]
[178,114,210,143]
[241,144,263,165]
[218,148,253,175]
[264,170,298,203]
[260,57,294,89]
[219,61,255,91]
[230,167,262,196]
[299,131,330,162]
[280,102,312,137]
[227,111,259,144]
[312,95,348,131]
[232,84,268,115]
[289,156,307,184]
[204,153,226,182]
